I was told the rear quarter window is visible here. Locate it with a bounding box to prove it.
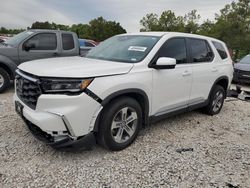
[189,38,214,63]
[212,41,228,60]
[62,34,75,50]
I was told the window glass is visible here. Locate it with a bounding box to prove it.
[25,33,57,50]
[62,34,75,50]
[239,55,250,64]
[86,35,160,63]
[212,41,228,59]
[158,38,187,64]
[190,39,214,63]
[85,41,95,47]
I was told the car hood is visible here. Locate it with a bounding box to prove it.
[18,56,134,78]
[234,63,250,71]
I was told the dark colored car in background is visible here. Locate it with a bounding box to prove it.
[79,39,97,56]
[233,55,250,85]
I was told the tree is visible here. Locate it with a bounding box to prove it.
[140,13,160,31]
[71,24,90,38]
[159,10,185,32]
[88,17,126,41]
[184,10,201,33]
[28,18,126,41]
[205,0,250,59]
[140,10,199,33]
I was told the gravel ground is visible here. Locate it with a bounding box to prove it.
[0,88,250,188]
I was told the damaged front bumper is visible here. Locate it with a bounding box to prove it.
[23,117,96,150]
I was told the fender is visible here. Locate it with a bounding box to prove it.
[0,55,18,79]
[93,88,150,132]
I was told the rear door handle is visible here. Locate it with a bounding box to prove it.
[182,70,192,76]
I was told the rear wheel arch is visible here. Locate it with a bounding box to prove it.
[209,76,229,98]
[94,89,150,132]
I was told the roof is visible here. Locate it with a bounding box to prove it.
[27,29,74,34]
[121,31,225,44]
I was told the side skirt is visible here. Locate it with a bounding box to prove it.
[149,100,208,124]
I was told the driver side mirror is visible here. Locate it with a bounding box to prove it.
[24,43,36,51]
[153,57,176,69]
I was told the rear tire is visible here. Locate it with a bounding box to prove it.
[0,68,10,93]
[203,85,226,115]
[98,97,142,151]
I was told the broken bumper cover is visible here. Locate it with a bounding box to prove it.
[24,117,96,149]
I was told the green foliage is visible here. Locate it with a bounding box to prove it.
[0,27,25,35]
[29,17,126,41]
[87,17,126,41]
[140,0,250,59]
[140,10,200,33]
[1,17,126,41]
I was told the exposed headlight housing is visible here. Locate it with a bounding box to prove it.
[41,78,94,94]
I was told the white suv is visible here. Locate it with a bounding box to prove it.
[14,32,233,151]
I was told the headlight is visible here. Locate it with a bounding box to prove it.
[41,78,93,94]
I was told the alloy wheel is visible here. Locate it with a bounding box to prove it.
[111,107,138,144]
[0,74,4,88]
[212,91,224,112]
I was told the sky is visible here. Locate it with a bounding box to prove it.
[1,0,234,32]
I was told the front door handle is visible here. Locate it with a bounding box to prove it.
[182,70,192,76]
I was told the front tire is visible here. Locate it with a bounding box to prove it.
[0,68,10,93]
[204,85,226,115]
[98,97,142,151]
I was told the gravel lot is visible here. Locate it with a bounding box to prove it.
[0,88,250,188]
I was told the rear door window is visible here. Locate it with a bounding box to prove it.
[189,39,214,63]
[62,34,75,50]
[158,38,187,64]
[212,41,228,59]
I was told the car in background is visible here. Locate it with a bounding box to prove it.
[0,36,9,43]
[233,55,250,85]
[79,39,97,56]
[0,29,82,93]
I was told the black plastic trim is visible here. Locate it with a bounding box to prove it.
[149,100,208,124]
[84,89,103,103]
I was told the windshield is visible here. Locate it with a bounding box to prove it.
[5,31,34,47]
[239,55,250,64]
[86,35,160,63]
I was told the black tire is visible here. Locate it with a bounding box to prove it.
[98,97,142,151]
[204,85,226,115]
[0,68,10,93]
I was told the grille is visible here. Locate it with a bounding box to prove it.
[238,69,250,76]
[16,72,41,110]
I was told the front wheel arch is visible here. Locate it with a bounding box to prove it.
[94,89,150,133]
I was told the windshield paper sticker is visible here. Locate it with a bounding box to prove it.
[27,31,34,35]
[128,46,147,52]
